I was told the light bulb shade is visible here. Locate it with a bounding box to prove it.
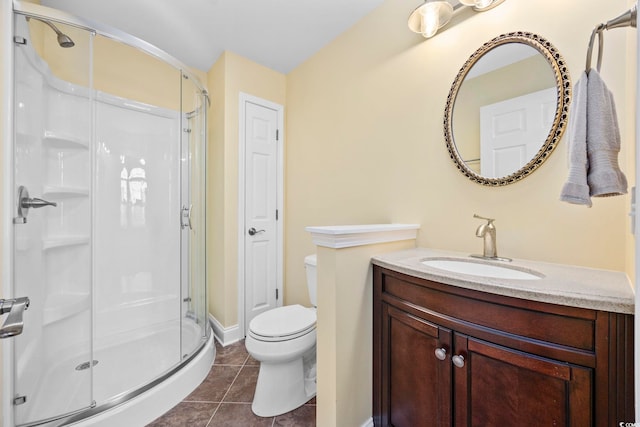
[471,0,506,12]
[474,0,494,8]
[408,1,454,37]
[457,0,505,11]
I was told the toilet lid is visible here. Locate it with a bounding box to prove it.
[249,304,316,339]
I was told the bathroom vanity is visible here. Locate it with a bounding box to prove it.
[372,248,634,427]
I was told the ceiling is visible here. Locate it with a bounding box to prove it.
[40,0,386,74]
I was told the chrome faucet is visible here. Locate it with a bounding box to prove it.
[0,297,30,338]
[471,214,511,262]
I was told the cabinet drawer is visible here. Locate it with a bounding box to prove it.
[380,269,596,352]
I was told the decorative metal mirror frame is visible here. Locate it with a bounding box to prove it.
[444,31,571,186]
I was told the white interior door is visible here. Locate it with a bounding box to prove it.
[480,87,557,177]
[243,98,281,334]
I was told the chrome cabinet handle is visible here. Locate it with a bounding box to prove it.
[248,227,265,236]
[434,348,447,361]
[452,354,465,368]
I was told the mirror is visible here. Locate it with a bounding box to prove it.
[444,32,571,186]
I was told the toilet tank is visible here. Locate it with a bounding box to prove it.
[304,254,317,307]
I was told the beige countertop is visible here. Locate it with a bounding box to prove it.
[371,247,635,314]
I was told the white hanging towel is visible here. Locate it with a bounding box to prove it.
[586,69,628,197]
[560,72,592,206]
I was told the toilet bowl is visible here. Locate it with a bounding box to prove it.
[245,254,317,417]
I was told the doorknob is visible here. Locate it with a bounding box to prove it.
[248,227,265,236]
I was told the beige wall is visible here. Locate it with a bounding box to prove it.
[286,2,637,424]
[316,239,415,427]
[285,0,637,311]
[206,51,286,327]
[33,19,191,111]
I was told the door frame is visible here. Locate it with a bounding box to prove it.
[237,92,284,338]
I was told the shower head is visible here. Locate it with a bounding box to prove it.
[43,20,75,48]
[28,17,75,48]
[55,31,75,49]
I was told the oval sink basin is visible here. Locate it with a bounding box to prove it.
[421,258,543,280]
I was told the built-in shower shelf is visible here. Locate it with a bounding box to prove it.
[43,292,90,325]
[42,186,90,198]
[42,236,90,251]
[16,131,39,145]
[43,131,89,150]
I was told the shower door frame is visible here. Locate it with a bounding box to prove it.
[3,2,210,426]
[2,1,16,426]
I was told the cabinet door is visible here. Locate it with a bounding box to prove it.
[453,334,593,427]
[381,304,453,427]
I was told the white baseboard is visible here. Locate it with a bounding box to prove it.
[209,313,242,346]
[361,417,374,427]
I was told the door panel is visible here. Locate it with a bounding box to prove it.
[480,87,556,177]
[12,16,94,425]
[181,81,208,357]
[382,304,452,427]
[454,335,593,427]
[244,101,278,332]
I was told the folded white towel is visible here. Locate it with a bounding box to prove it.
[560,72,592,206]
[586,69,627,197]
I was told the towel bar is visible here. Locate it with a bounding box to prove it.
[586,4,637,73]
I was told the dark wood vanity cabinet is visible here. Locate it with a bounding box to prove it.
[373,266,634,427]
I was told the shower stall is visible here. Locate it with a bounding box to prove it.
[3,2,213,426]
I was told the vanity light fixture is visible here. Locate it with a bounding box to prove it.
[407,0,454,38]
[458,0,506,12]
[408,0,506,38]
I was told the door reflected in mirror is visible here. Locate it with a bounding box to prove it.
[444,32,571,186]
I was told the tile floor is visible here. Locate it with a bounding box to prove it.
[147,340,316,426]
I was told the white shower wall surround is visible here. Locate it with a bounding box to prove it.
[11,15,211,427]
[94,93,181,339]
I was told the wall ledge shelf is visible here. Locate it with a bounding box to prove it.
[42,186,90,198]
[42,236,90,251]
[305,223,420,249]
[43,130,89,150]
[43,292,90,325]
[16,131,39,145]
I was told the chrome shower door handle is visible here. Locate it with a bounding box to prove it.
[0,297,30,339]
[181,204,193,230]
[248,227,265,236]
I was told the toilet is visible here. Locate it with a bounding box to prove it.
[245,254,318,417]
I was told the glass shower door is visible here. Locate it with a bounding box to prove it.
[12,15,94,426]
[180,81,208,358]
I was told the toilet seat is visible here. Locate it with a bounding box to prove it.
[249,304,316,342]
